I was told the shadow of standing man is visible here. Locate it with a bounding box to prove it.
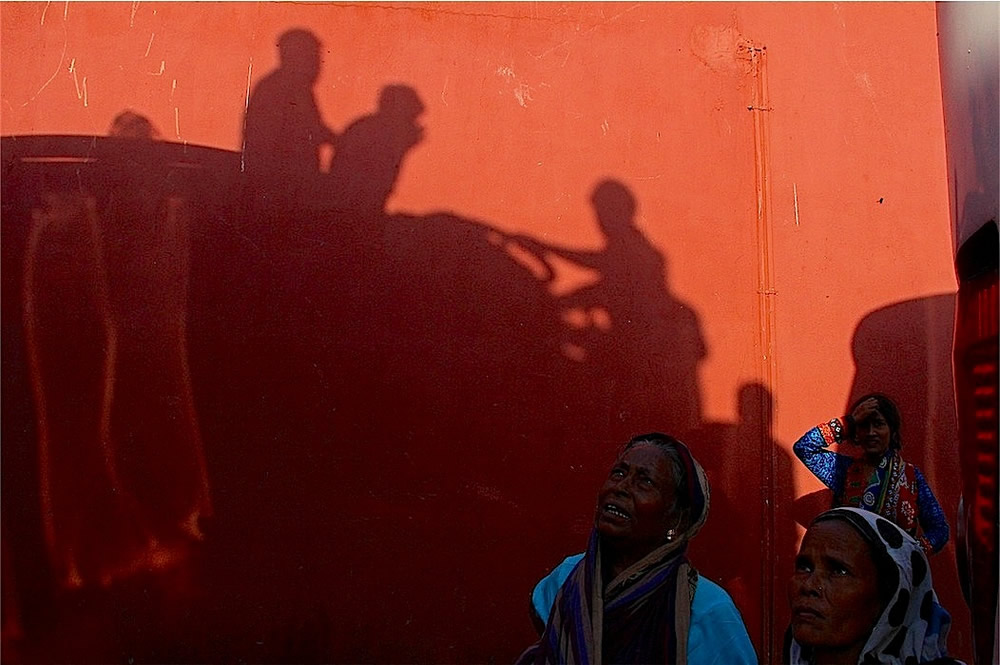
[242,28,336,214]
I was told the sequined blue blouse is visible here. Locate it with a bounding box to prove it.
[793,420,950,553]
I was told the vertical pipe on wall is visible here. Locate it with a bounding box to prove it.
[749,42,777,665]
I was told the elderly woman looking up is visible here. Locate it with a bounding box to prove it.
[787,507,962,665]
[517,433,756,665]
[793,393,949,554]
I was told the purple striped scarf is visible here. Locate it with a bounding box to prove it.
[517,441,709,665]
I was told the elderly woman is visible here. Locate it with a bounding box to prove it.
[517,433,756,665]
[786,507,962,665]
[793,393,949,554]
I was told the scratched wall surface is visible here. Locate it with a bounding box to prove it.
[0,2,967,663]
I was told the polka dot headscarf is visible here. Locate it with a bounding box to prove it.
[786,507,960,665]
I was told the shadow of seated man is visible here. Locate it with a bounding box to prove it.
[326,85,425,216]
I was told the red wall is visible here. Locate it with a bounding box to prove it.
[1,3,968,662]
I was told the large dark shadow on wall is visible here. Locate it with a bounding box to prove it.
[1,30,713,664]
[202,106,709,658]
[188,76,710,656]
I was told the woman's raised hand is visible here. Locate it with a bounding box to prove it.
[850,397,881,426]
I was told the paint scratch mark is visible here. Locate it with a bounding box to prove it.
[62,1,68,21]
[174,107,180,139]
[240,57,253,172]
[528,3,640,60]
[170,79,176,101]
[130,1,140,28]
[601,119,609,136]
[855,71,875,99]
[496,65,516,80]
[69,58,88,106]
[793,183,800,226]
[833,2,847,30]
[441,75,449,106]
[69,58,79,95]
[513,83,533,108]
[634,174,663,180]
[40,0,51,25]
[22,30,68,107]
[144,33,155,57]
[148,60,165,76]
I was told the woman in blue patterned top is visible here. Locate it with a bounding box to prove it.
[792,393,949,554]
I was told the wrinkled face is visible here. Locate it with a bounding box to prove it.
[789,520,884,654]
[856,409,892,457]
[596,443,677,552]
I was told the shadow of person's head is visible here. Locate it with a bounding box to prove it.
[591,179,637,237]
[378,85,425,125]
[277,29,323,84]
[738,382,773,429]
[327,85,426,215]
[109,110,160,140]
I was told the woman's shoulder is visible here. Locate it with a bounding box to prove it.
[906,458,927,477]
[692,576,742,615]
[531,553,585,623]
[689,576,758,665]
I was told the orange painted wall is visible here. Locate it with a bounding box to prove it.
[1,3,967,662]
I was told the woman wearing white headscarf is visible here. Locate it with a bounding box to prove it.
[786,507,962,665]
